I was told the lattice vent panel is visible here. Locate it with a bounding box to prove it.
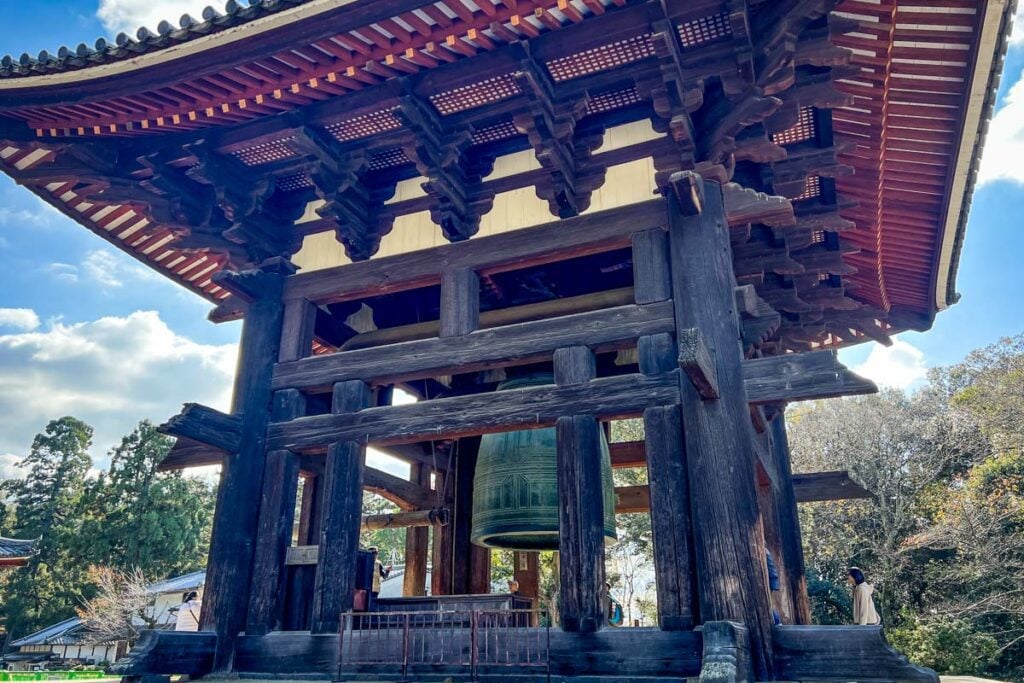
[586,86,642,114]
[472,118,521,144]
[771,107,817,146]
[232,137,297,166]
[794,175,822,201]
[430,74,520,115]
[326,109,402,142]
[677,12,732,49]
[545,34,654,82]
[276,173,315,192]
[369,147,412,170]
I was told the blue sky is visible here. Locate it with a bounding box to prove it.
[0,1,1023,474]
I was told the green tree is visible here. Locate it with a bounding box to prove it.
[0,417,94,636]
[76,421,215,578]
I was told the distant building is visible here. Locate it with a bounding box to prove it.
[2,570,205,671]
[0,537,37,569]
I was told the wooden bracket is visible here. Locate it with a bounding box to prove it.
[734,285,759,318]
[678,328,720,400]
[159,403,241,454]
[668,171,704,216]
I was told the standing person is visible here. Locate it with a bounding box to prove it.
[368,547,391,612]
[847,567,881,626]
[174,591,202,632]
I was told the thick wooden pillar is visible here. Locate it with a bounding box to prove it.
[431,470,455,596]
[403,463,430,597]
[634,227,698,631]
[451,436,490,594]
[513,551,540,600]
[667,173,775,677]
[311,380,372,633]
[200,260,292,671]
[246,390,305,634]
[770,409,813,624]
[554,346,606,633]
[757,472,794,625]
[247,298,316,635]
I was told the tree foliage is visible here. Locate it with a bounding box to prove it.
[789,334,1024,678]
[0,418,215,638]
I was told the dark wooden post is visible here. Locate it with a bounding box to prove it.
[666,173,775,677]
[403,463,430,597]
[247,298,316,635]
[246,389,305,634]
[769,408,813,624]
[431,469,455,596]
[311,380,372,633]
[513,551,540,600]
[634,226,698,631]
[284,469,322,630]
[554,345,606,633]
[451,436,490,594]
[200,259,293,671]
[757,472,793,625]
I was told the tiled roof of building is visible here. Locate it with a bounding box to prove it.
[0,536,37,560]
[0,0,313,79]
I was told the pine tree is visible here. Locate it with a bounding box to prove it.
[0,417,94,636]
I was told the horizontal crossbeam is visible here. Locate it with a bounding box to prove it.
[273,301,675,391]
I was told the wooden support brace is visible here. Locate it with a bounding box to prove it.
[440,268,480,338]
[734,285,759,318]
[678,328,720,400]
[159,403,241,454]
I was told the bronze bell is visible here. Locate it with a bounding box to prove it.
[470,374,617,551]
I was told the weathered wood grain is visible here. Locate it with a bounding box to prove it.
[667,173,775,677]
[272,301,675,391]
[793,470,871,503]
[440,268,480,338]
[632,228,671,305]
[362,466,437,511]
[268,371,680,451]
[678,327,721,400]
[771,412,813,624]
[109,630,215,678]
[772,625,938,682]
[644,404,698,630]
[743,349,877,404]
[310,380,372,634]
[159,403,240,454]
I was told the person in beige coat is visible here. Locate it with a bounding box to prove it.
[847,567,881,625]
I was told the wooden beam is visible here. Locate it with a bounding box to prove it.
[609,440,645,468]
[284,509,450,566]
[742,350,877,404]
[284,199,666,305]
[793,470,871,503]
[363,466,439,511]
[273,301,675,392]
[268,371,681,452]
[772,626,938,683]
[677,328,720,400]
[770,410,813,625]
[159,404,241,455]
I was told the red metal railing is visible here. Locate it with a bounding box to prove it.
[338,609,550,681]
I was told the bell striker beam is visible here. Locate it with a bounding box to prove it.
[201,259,294,671]
[666,172,775,677]
[554,345,606,633]
[770,407,813,624]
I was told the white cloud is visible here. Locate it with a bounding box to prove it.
[977,68,1024,186]
[82,249,156,288]
[853,338,928,390]
[96,0,215,35]
[1012,4,1024,46]
[0,311,237,468]
[0,308,40,331]
[47,263,79,284]
[0,453,28,480]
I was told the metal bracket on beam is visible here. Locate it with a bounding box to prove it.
[678,328,720,400]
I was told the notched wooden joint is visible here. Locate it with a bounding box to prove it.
[668,171,704,216]
[678,328,720,400]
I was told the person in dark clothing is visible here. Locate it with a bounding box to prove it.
[765,548,782,625]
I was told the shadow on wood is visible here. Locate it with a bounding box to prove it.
[109,630,215,678]
[773,625,938,682]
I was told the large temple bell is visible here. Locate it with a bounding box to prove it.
[470,374,617,551]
